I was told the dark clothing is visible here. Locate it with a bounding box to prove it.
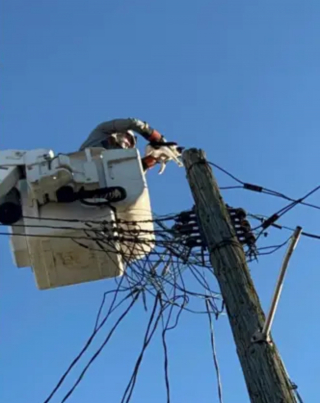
[79,118,157,151]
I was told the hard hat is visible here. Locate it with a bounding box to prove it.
[111,130,137,149]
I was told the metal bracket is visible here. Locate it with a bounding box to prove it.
[251,329,272,344]
[252,226,302,344]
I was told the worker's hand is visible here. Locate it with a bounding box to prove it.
[141,155,158,171]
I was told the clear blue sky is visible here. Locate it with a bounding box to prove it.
[1,1,320,402]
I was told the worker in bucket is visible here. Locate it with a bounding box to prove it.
[80,118,183,174]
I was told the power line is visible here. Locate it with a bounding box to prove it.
[209,161,320,212]
[60,293,140,403]
[43,281,136,403]
[249,213,320,241]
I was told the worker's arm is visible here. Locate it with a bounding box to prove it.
[106,119,164,171]
[80,118,165,150]
[141,155,158,171]
[97,118,163,142]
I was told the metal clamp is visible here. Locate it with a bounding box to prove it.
[252,226,302,343]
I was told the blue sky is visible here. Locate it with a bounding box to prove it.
[1,1,320,402]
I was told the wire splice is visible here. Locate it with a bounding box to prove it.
[243,183,263,193]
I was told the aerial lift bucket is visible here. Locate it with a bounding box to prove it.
[0,147,155,289]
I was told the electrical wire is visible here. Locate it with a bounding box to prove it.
[120,293,163,403]
[60,292,141,403]
[39,206,224,403]
[43,281,136,403]
[208,161,320,212]
[249,213,320,241]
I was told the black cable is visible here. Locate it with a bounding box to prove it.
[249,213,320,241]
[43,283,135,403]
[254,238,291,256]
[208,161,320,212]
[161,307,172,403]
[72,229,221,301]
[123,251,216,315]
[93,276,129,332]
[120,293,162,403]
[21,212,180,225]
[208,162,244,185]
[251,184,320,244]
[159,291,187,403]
[60,292,140,403]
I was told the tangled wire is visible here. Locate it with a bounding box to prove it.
[19,201,306,402]
[5,211,222,403]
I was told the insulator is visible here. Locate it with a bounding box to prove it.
[175,211,195,223]
[172,220,201,238]
[240,220,251,231]
[227,207,247,220]
[184,237,204,248]
[185,219,198,225]
[176,223,198,233]
[236,208,246,218]
[237,233,256,245]
[236,229,247,236]
[237,239,247,245]
[236,228,251,236]
[244,234,256,245]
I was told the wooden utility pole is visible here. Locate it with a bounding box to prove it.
[183,148,296,403]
